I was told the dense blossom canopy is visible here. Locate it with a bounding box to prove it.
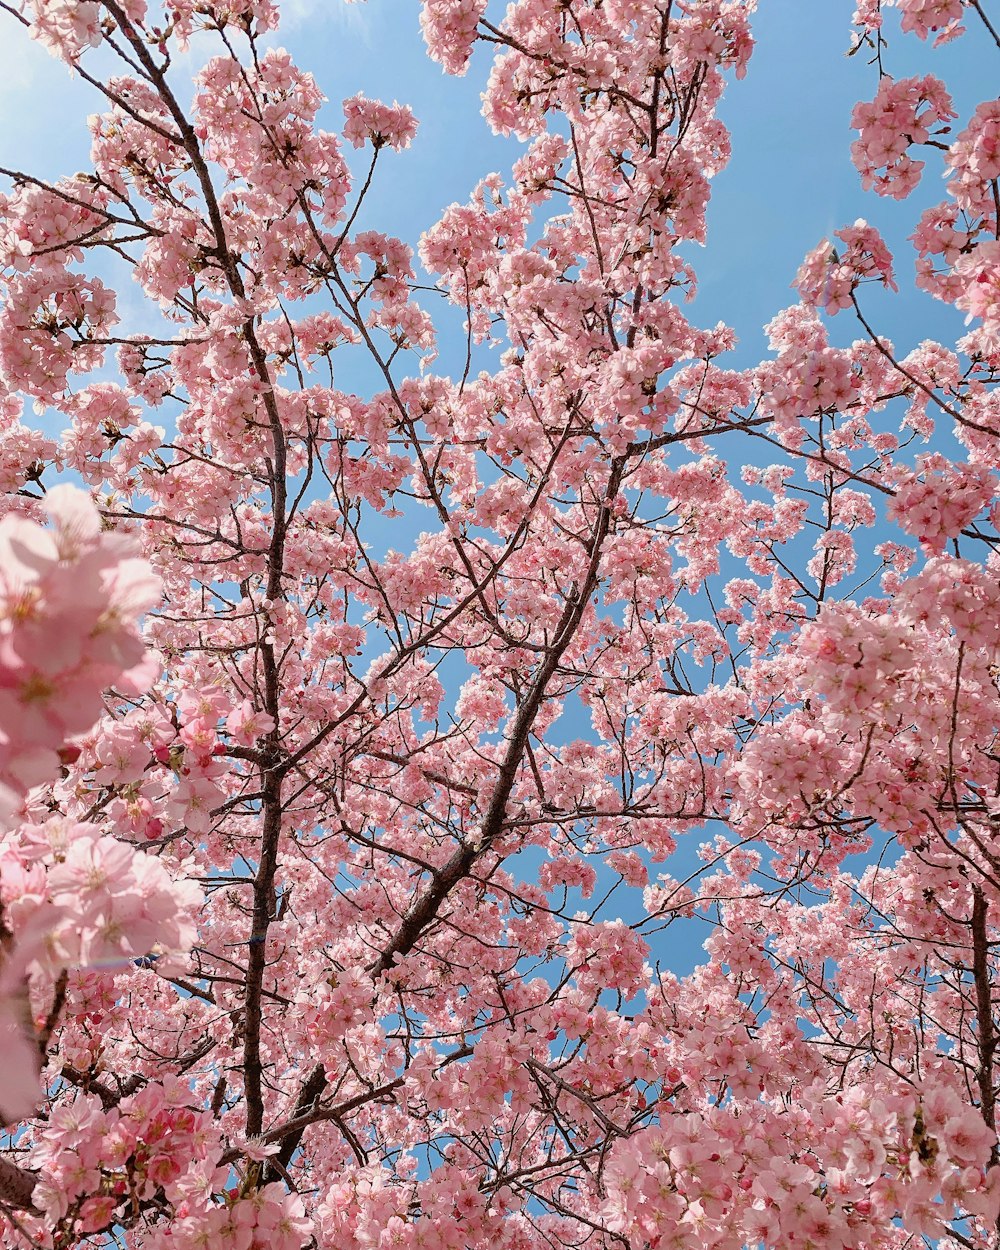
[0,1,997,1248]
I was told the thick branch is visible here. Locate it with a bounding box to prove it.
[0,1156,37,1213]
[260,1063,327,1185]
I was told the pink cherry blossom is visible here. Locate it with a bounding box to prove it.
[0,2,993,1249]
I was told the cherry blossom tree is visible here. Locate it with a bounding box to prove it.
[0,0,996,1248]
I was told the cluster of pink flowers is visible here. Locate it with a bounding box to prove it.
[888,454,996,550]
[896,0,965,41]
[912,203,973,305]
[734,543,1000,848]
[294,964,373,1058]
[948,98,1000,198]
[756,344,859,437]
[0,486,160,818]
[26,0,103,61]
[851,75,955,198]
[165,0,280,47]
[566,919,650,997]
[342,95,418,151]
[419,183,531,337]
[317,1160,506,1250]
[25,1072,310,1244]
[795,220,897,312]
[852,0,883,31]
[902,556,1000,654]
[316,1167,414,1250]
[0,389,55,500]
[912,100,1000,312]
[4,816,199,971]
[735,710,849,826]
[796,603,919,716]
[955,241,1000,347]
[154,1184,311,1250]
[0,490,205,1126]
[30,1080,216,1227]
[602,1086,999,1249]
[0,270,118,403]
[419,0,487,73]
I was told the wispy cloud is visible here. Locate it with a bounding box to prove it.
[0,21,98,174]
[0,23,49,99]
[279,0,371,40]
